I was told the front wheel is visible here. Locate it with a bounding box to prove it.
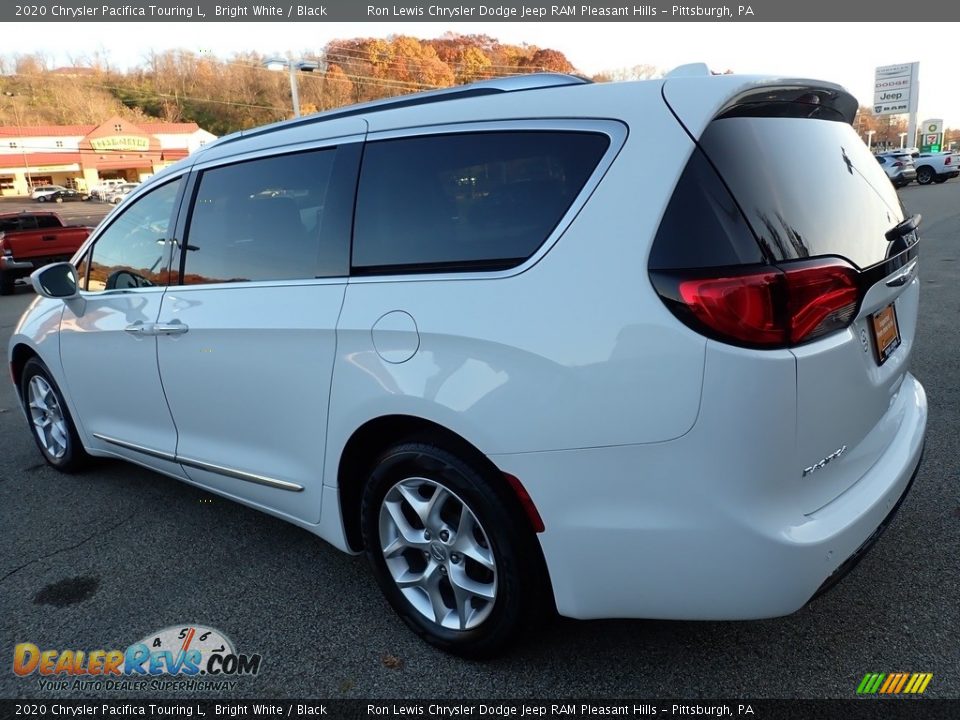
[20,358,88,472]
[361,442,544,657]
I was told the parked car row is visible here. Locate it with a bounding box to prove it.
[29,181,140,204]
[875,148,960,188]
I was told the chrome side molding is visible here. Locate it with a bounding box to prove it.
[92,433,304,492]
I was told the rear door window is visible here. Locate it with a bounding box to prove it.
[352,131,610,273]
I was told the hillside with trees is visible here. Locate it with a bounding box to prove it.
[0,34,579,136]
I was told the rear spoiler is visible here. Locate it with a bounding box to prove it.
[714,85,858,124]
[662,75,860,142]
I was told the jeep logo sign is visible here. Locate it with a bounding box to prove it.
[878,91,904,101]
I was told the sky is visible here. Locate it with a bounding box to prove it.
[9,21,959,128]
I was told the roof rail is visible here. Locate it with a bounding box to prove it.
[206,73,591,149]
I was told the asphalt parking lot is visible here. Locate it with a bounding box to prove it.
[0,184,958,701]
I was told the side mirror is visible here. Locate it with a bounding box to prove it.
[30,262,80,300]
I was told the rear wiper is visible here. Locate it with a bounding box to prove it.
[885,214,921,243]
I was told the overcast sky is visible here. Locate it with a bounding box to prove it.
[9,22,958,128]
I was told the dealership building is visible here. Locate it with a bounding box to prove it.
[0,116,216,196]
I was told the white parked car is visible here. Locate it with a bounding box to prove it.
[105,182,140,204]
[911,151,959,185]
[30,185,67,201]
[875,152,917,187]
[9,70,927,656]
[89,178,127,201]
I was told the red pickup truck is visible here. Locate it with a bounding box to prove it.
[0,212,92,295]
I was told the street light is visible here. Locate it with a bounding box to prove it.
[866,130,876,150]
[898,133,907,149]
[263,57,319,118]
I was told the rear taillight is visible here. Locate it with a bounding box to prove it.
[893,161,904,167]
[657,259,861,348]
[946,156,953,166]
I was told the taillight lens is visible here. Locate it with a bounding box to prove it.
[679,271,785,345]
[783,261,860,342]
[660,259,861,348]
[946,156,953,165]
[893,161,904,167]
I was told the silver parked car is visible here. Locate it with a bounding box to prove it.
[876,152,917,188]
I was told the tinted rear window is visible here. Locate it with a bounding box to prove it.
[352,131,610,272]
[699,117,904,269]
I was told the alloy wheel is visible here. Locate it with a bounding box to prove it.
[27,375,69,459]
[379,477,498,631]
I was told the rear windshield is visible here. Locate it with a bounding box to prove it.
[699,117,904,269]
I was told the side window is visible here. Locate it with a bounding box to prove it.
[352,131,610,272]
[181,148,338,285]
[83,178,182,293]
[36,216,61,229]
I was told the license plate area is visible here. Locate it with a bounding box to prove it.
[870,303,901,365]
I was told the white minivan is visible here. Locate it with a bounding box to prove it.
[9,70,927,656]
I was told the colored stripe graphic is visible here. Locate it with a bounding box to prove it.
[860,673,885,694]
[857,672,932,694]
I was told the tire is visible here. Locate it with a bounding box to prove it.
[37,195,47,202]
[916,166,934,185]
[20,358,88,472]
[361,441,544,657]
[0,271,14,296]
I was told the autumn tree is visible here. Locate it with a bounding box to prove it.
[0,34,581,133]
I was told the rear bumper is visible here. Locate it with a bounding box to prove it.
[810,441,923,601]
[0,255,34,271]
[493,374,927,621]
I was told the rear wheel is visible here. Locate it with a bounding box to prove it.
[20,358,88,472]
[37,195,48,203]
[916,166,934,185]
[361,441,543,657]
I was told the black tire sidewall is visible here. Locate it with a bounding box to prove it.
[360,442,534,657]
[20,358,85,472]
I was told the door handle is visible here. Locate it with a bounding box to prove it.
[124,321,189,336]
[41,235,56,242]
[153,321,189,335]
[124,321,150,335]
